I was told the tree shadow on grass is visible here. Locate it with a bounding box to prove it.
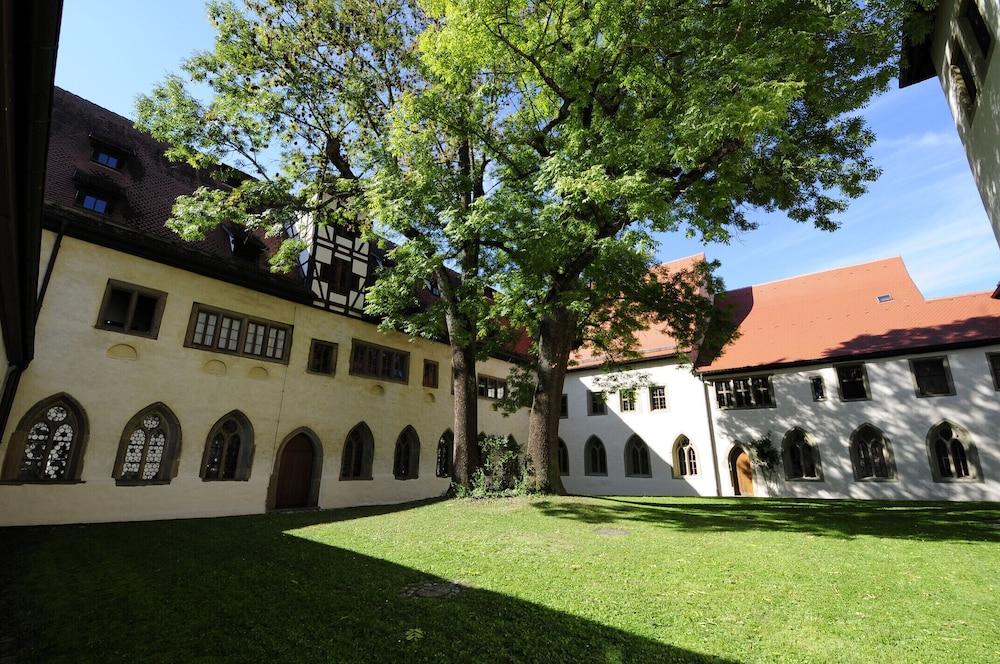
[0,501,735,664]
[533,496,1000,543]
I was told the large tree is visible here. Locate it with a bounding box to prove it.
[135,0,500,486]
[424,0,927,491]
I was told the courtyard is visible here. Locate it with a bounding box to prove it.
[2,496,998,663]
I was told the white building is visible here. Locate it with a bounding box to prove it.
[901,0,1000,245]
[561,257,1000,501]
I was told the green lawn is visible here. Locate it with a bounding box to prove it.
[2,496,999,663]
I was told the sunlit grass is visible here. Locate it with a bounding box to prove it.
[2,495,998,663]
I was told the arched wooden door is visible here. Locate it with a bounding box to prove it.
[275,433,315,509]
[731,448,754,496]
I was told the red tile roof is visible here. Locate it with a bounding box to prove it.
[696,257,1000,374]
[571,253,706,369]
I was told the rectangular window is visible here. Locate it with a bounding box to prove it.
[952,45,978,108]
[620,390,636,412]
[963,0,993,57]
[185,303,293,364]
[350,340,409,383]
[649,386,668,411]
[560,394,568,418]
[307,340,338,375]
[836,364,870,401]
[587,391,606,416]
[911,357,955,397]
[988,353,1000,390]
[810,376,826,401]
[79,191,111,214]
[423,359,439,388]
[330,258,353,295]
[477,375,507,400]
[714,376,774,409]
[92,147,125,170]
[95,280,167,339]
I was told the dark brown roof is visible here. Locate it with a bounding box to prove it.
[43,87,284,266]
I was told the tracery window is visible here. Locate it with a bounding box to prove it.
[114,404,180,484]
[201,412,254,481]
[341,422,374,480]
[394,426,420,480]
[624,436,651,477]
[584,436,607,476]
[782,428,821,480]
[2,395,88,482]
[928,421,981,482]
[673,436,698,478]
[850,424,894,480]
[436,430,453,478]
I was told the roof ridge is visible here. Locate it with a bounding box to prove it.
[725,256,904,292]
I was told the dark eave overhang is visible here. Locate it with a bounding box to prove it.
[697,336,1000,378]
[0,0,63,368]
[42,204,315,306]
[898,1,939,88]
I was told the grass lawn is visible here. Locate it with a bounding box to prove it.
[2,496,999,663]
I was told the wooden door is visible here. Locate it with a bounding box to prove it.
[735,450,754,496]
[275,434,314,509]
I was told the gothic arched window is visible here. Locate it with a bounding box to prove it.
[341,422,374,480]
[436,430,453,478]
[782,428,822,480]
[584,436,607,476]
[394,426,420,480]
[557,438,569,476]
[624,435,652,477]
[673,435,698,478]
[850,424,894,480]
[114,404,181,484]
[2,394,88,482]
[927,421,982,482]
[201,411,254,481]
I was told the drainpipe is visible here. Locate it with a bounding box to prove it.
[701,377,723,497]
[34,219,65,321]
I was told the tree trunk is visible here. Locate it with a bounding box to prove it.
[525,310,576,493]
[449,341,478,487]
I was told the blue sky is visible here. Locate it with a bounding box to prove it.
[54,0,999,297]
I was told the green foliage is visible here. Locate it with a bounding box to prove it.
[462,434,534,497]
[739,432,781,473]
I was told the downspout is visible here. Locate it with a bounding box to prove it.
[701,377,723,497]
[34,218,65,320]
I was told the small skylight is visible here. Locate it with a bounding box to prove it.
[876,294,893,303]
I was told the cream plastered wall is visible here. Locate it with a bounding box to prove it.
[0,231,528,526]
[559,360,720,497]
[709,346,1000,501]
[931,0,1000,245]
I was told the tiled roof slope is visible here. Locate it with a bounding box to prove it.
[571,253,706,369]
[44,87,283,264]
[696,257,1000,374]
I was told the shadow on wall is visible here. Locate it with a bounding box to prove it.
[827,319,1000,358]
[533,496,1000,543]
[0,499,736,663]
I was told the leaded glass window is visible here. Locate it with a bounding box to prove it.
[851,424,893,480]
[115,405,180,484]
[584,436,607,476]
[624,436,651,477]
[393,427,420,480]
[928,421,979,482]
[201,412,253,481]
[783,428,820,480]
[341,423,374,480]
[4,396,87,482]
[675,436,698,477]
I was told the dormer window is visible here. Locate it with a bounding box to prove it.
[76,189,112,215]
[88,133,131,171]
[93,148,123,170]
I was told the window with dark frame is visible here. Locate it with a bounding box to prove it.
[201,412,253,481]
[951,45,978,109]
[624,436,651,477]
[393,427,420,480]
[557,439,569,476]
[963,0,993,57]
[307,340,338,375]
[92,146,125,170]
[340,423,374,480]
[989,353,1000,390]
[3,396,87,482]
[560,394,568,419]
[587,390,606,416]
[78,190,111,214]
[584,436,607,476]
[714,376,774,409]
[911,357,954,397]
[349,340,409,383]
[620,390,636,412]
[186,303,292,364]
[674,436,698,478]
[850,424,893,480]
[810,376,826,401]
[114,405,180,484]
[320,257,353,296]
[649,386,668,411]
[96,280,166,339]
[477,375,507,400]
[423,359,439,389]
[836,364,870,401]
